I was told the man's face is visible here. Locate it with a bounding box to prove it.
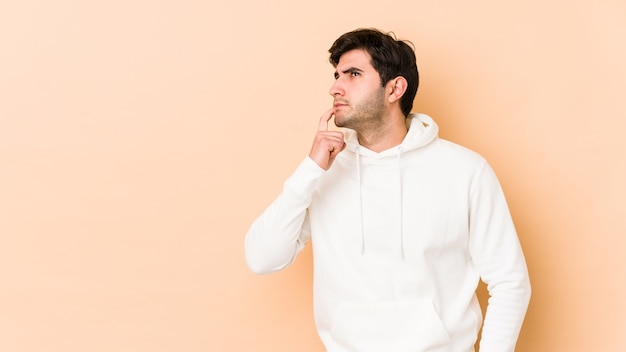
[329,49,386,130]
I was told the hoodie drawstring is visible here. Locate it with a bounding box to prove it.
[397,146,405,260]
[356,146,365,255]
[356,145,406,260]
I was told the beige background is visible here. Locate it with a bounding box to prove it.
[1,0,625,351]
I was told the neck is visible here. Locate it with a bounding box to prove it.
[357,113,408,152]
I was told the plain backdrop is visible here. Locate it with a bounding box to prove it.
[1,0,624,351]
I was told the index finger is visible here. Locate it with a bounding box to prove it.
[318,108,336,132]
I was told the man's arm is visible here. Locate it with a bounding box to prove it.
[245,157,323,274]
[468,162,531,352]
[245,109,346,274]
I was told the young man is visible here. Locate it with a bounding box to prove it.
[245,28,531,352]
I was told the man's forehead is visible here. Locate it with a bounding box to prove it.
[336,49,372,70]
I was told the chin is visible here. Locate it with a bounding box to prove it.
[333,114,350,128]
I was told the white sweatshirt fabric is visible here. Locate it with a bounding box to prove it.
[245,113,531,352]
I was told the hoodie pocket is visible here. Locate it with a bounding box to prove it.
[330,299,450,352]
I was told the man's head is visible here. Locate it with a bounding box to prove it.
[329,28,419,117]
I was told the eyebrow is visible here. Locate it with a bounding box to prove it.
[334,67,364,79]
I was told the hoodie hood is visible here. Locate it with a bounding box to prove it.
[338,113,439,259]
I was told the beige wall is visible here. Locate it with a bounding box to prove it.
[1,0,624,351]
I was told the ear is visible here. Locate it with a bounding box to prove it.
[386,76,408,104]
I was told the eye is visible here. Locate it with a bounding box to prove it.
[350,70,360,77]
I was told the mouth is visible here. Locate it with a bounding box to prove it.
[333,101,348,108]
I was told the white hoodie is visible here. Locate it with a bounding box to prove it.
[245,113,531,352]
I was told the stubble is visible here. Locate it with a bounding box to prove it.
[334,87,387,133]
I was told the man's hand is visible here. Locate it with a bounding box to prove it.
[309,108,346,170]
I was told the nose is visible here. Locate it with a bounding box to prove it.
[329,79,343,97]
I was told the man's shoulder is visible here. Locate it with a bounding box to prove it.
[426,137,487,165]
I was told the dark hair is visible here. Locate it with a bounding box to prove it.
[329,28,419,117]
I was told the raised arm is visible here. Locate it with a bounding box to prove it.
[245,109,346,274]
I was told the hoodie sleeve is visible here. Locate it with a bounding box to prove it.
[245,157,325,274]
[468,161,531,352]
